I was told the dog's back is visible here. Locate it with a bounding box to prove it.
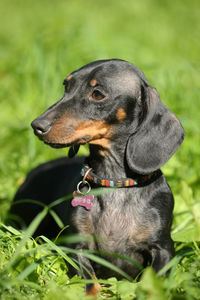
[10,156,84,237]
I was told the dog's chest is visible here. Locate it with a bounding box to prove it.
[73,189,158,252]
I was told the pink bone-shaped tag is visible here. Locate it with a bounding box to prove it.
[71,191,94,210]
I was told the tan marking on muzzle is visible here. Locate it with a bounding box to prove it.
[74,120,113,148]
[44,115,113,149]
[90,137,110,149]
[44,114,78,144]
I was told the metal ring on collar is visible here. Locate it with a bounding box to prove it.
[77,180,91,195]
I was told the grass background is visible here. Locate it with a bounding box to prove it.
[0,0,200,299]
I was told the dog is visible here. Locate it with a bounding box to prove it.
[11,59,185,295]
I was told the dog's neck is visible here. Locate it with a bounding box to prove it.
[87,142,130,179]
[85,143,162,188]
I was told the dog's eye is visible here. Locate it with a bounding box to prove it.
[91,90,105,101]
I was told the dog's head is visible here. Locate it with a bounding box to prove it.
[31,59,185,174]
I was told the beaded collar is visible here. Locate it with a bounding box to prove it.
[81,165,161,188]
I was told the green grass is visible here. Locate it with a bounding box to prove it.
[0,0,200,298]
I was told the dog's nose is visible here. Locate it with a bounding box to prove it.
[31,118,52,136]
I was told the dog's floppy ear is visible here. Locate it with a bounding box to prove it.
[126,87,185,174]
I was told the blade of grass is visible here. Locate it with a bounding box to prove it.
[157,255,182,276]
[92,249,143,271]
[16,261,40,280]
[0,223,21,236]
[11,199,47,208]
[49,209,64,228]
[48,194,72,208]
[171,215,193,234]
[39,235,81,274]
[56,233,94,244]
[54,225,70,244]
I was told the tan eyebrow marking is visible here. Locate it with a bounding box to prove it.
[67,74,72,81]
[116,108,127,121]
[90,79,97,86]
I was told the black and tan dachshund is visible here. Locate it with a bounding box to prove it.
[12,59,185,295]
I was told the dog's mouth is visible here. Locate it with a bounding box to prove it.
[44,142,70,149]
[43,135,91,149]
